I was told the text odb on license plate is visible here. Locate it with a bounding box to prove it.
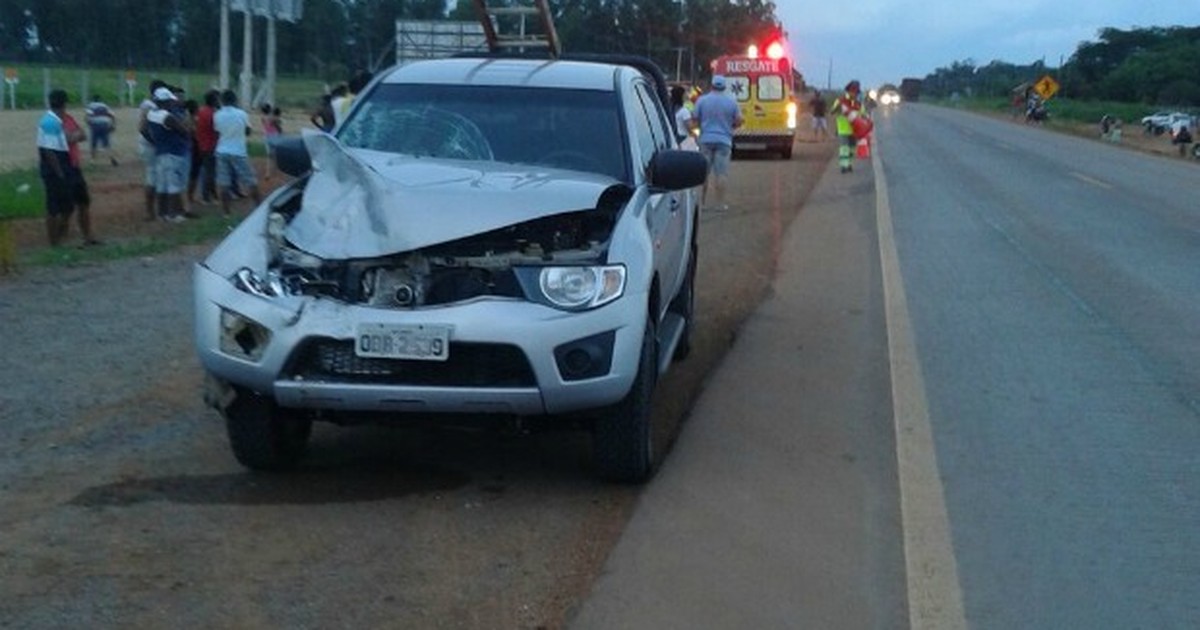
[355,323,451,361]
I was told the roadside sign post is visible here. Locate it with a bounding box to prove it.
[125,71,136,106]
[4,68,17,110]
[1034,74,1060,101]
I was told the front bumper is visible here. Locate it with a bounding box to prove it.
[193,264,645,416]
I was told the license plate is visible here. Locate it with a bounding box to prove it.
[738,142,767,150]
[355,323,451,361]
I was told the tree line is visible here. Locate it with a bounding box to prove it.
[922,26,1200,106]
[0,0,781,84]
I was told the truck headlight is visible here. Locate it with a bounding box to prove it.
[233,267,284,298]
[517,265,626,310]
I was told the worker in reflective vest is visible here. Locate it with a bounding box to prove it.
[831,80,863,173]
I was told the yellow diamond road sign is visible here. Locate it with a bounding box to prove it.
[1034,74,1059,100]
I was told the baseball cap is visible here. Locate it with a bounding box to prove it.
[712,75,727,90]
[153,87,177,101]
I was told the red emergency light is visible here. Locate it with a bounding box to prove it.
[743,30,791,63]
[765,40,785,60]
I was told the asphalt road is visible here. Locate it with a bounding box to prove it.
[878,104,1200,628]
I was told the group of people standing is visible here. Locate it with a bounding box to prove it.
[669,74,873,208]
[34,80,275,247]
[137,81,264,222]
[35,69,375,249]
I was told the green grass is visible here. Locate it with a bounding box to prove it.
[0,63,327,110]
[928,96,1157,126]
[21,213,238,267]
[0,168,45,220]
[1038,100,1148,126]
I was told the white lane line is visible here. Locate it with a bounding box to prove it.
[871,138,969,629]
[1069,171,1113,189]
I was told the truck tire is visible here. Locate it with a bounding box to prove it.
[670,234,697,361]
[593,314,658,483]
[225,389,312,471]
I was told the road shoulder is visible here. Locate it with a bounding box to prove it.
[570,153,907,628]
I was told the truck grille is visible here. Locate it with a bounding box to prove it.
[285,338,536,387]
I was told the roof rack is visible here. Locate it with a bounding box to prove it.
[472,0,561,58]
[450,51,672,116]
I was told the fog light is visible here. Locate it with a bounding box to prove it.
[554,330,616,381]
[562,348,595,376]
[219,308,271,361]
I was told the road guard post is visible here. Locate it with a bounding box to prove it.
[124,70,137,106]
[4,67,17,110]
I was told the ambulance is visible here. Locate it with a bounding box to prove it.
[711,37,798,159]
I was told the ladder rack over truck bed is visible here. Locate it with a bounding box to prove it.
[471,0,561,58]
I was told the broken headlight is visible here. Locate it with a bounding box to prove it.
[218,308,271,361]
[234,267,285,298]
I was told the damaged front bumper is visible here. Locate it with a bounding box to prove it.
[193,263,647,417]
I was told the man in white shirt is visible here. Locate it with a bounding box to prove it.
[213,89,261,216]
[38,89,93,246]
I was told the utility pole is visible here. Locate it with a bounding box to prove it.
[219,0,230,89]
[240,8,253,107]
[265,8,277,106]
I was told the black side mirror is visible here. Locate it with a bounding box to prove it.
[273,136,312,178]
[648,149,708,191]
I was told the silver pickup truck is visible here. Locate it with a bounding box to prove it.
[193,55,708,482]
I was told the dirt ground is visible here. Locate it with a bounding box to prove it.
[0,108,837,628]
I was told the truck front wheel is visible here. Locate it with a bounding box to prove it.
[593,315,658,483]
[224,389,312,471]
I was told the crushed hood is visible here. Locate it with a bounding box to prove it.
[287,131,623,259]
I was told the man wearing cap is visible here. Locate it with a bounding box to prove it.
[142,85,194,222]
[137,80,168,220]
[693,74,743,211]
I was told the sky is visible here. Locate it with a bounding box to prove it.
[776,0,1200,91]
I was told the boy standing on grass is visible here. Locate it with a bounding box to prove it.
[85,94,118,166]
[37,89,100,247]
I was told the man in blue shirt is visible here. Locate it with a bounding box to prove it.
[693,75,743,211]
[143,86,194,222]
